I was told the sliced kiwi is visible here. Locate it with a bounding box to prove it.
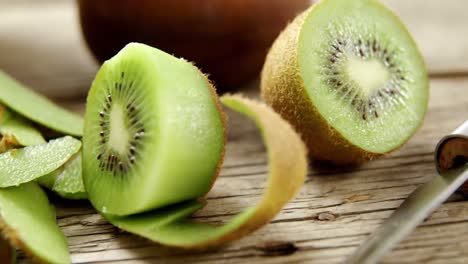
[0,105,46,150]
[0,182,69,263]
[106,95,307,248]
[261,0,429,164]
[38,153,87,200]
[0,71,83,137]
[83,43,226,216]
[0,136,81,187]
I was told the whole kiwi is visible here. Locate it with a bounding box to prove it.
[77,0,310,91]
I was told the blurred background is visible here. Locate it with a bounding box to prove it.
[1,0,467,98]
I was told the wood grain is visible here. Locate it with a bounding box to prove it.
[0,0,467,263]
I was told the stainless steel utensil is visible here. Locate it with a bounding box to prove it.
[348,121,468,264]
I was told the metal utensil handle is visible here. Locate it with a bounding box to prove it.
[347,121,468,264]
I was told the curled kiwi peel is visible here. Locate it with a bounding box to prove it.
[0,42,306,263]
[38,153,87,200]
[105,95,307,248]
[0,182,69,264]
[0,71,83,137]
[0,136,81,188]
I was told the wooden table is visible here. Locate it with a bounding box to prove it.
[1,1,467,263]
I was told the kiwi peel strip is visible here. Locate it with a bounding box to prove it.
[0,182,69,263]
[38,152,87,200]
[106,95,308,248]
[0,136,81,188]
[0,105,46,149]
[0,71,83,137]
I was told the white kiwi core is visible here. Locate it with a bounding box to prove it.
[346,57,390,98]
[108,104,129,155]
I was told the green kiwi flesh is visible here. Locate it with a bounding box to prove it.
[106,95,307,248]
[0,182,69,264]
[0,105,46,148]
[83,43,225,216]
[261,0,429,164]
[0,71,83,137]
[0,136,81,187]
[38,153,87,200]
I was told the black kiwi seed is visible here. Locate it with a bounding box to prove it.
[324,35,407,121]
[359,48,365,57]
[94,70,149,176]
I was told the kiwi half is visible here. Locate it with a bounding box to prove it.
[0,182,69,264]
[106,95,307,248]
[261,0,429,164]
[83,43,226,216]
[0,136,81,187]
[0,71,83,137]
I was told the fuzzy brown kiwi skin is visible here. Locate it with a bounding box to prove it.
[261,6,380,165]
[197,69,227,196]
[0,218,47,264]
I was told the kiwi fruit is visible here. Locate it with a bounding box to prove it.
[0,136,81,187]
[38,153,87,200]
[106,95,307,248]
[0,182,69,263]
[0,71,83,137]
[261,0,429,164]
[78,0,311,90]
[83,43,225,216]
[0,105,46,150]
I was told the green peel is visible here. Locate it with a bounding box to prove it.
[39,153,87,200]
[0,106,46,148]
[0,71,83,137]
[0,136,81,187]
[107,95,307,248]
[0,182,69,264]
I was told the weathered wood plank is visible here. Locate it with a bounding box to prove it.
[14,77,467,263]
[382,0,468,76]
[0,0,467,99]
